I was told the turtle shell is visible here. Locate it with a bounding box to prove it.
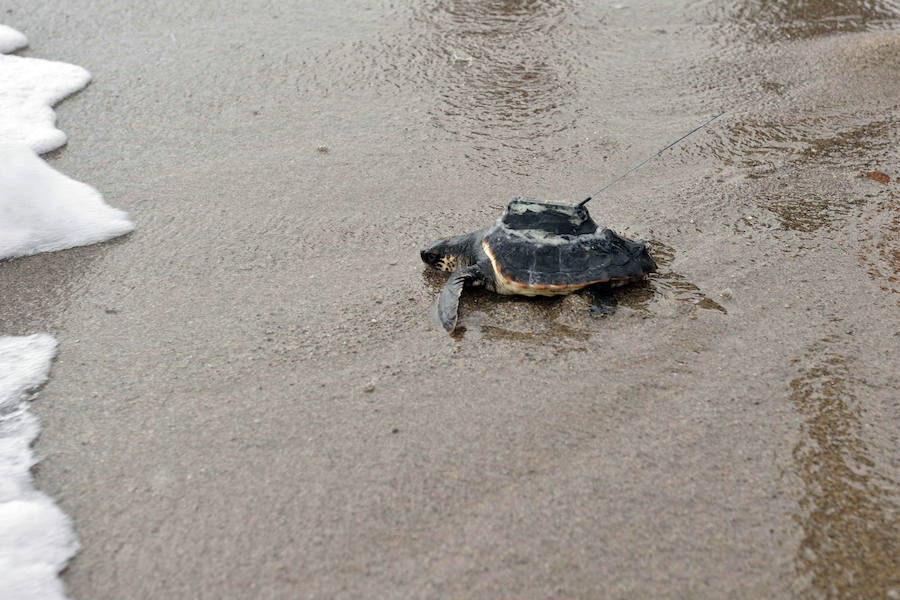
[482,198,657,296]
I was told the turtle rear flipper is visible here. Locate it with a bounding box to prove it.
[587,282,618,317]
[437,265,484,332]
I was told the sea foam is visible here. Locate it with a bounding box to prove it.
[1,23,130,600]
[0,24,28,54]
[0,142,135,260]
[0,334,79,600]
[0,31,89,154]
[0,24,134,260]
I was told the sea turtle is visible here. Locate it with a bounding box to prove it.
[420,197,657,332]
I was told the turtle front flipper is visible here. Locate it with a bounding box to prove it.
[437,265,484,332]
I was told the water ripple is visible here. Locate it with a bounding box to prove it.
[694,0,900,42]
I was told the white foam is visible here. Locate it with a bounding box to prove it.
[0,334,79,600]
[0,24,134,260]
[0,24,28,54]
[0,142,135,260]
[0,27,90,154]
[1,25,130,599]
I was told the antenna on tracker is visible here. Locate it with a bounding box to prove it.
[579,112,725,207]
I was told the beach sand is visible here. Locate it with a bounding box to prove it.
[1,1,898,598]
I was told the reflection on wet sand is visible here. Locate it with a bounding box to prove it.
[763,192,866,233]
[706,0,900,40]
[789,339,900,599]
[414,0,571,35]
[621,273,727,316]
[862,191,899,299]
[692,0,898,180]
[412,0,578,174]
[710,118,897,179]
[721,137,896,302]
[621,240,726,316]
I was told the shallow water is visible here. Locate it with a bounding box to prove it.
[1,0,898,598]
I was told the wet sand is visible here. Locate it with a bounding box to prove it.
[2,1,899,598]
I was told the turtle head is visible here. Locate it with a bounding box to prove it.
[420,233,475,272]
